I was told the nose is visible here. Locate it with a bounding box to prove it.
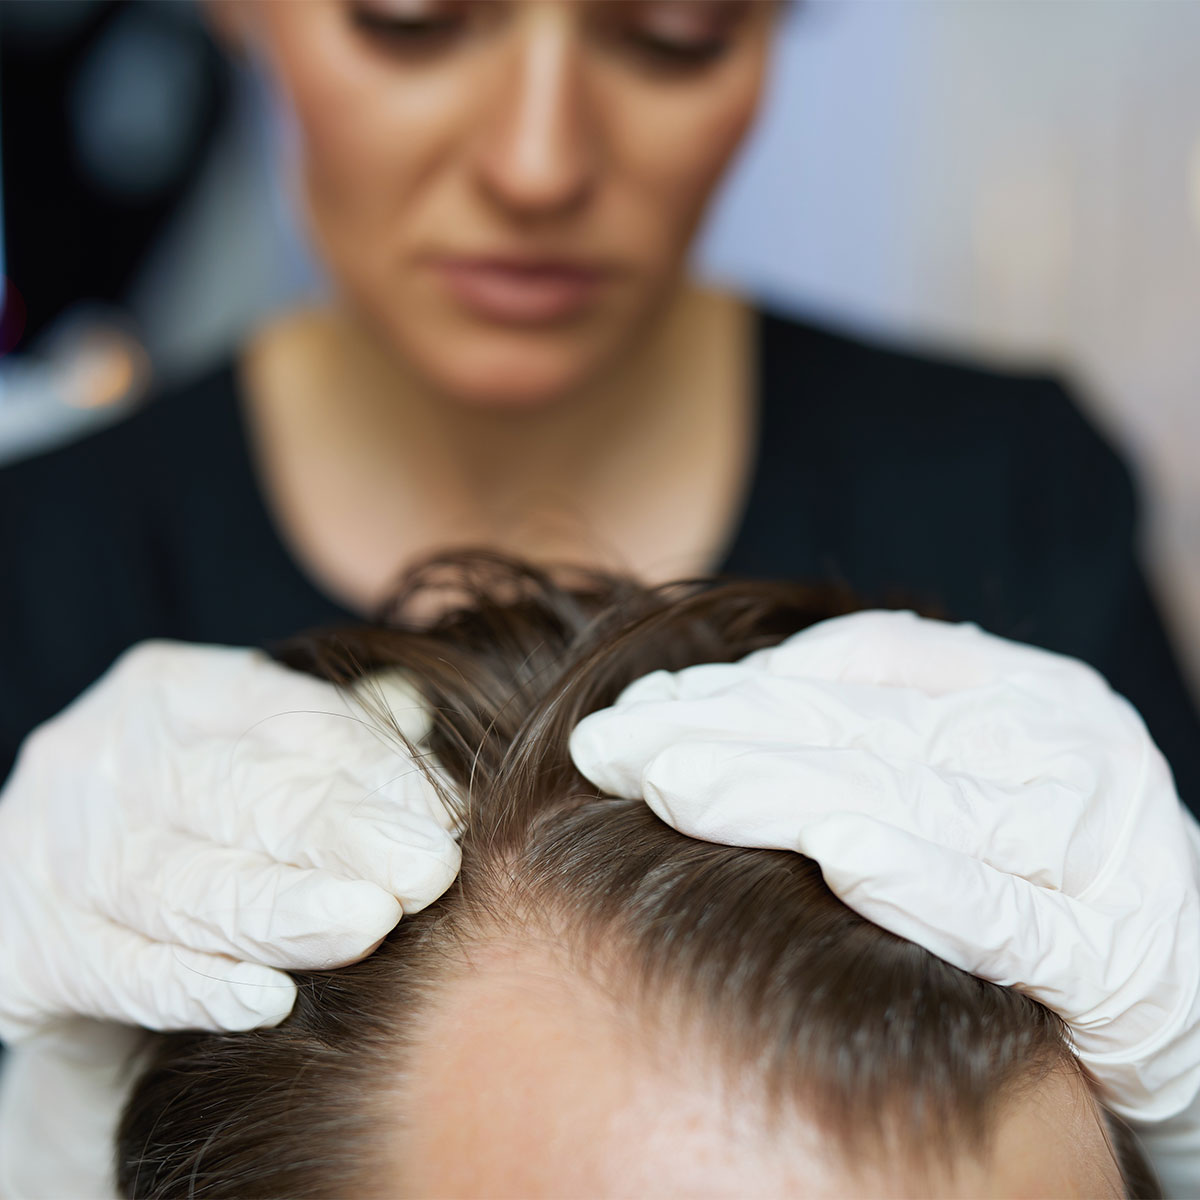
[474,8,598,219]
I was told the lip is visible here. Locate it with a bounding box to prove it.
[426,256,611,325]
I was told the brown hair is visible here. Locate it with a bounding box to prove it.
[116,553,1158,1198]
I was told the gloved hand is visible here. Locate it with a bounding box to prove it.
[0,640,459,1042]
[571,610,1200,1192]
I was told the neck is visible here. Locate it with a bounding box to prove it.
[244,279,753,608]
[323,279,708,504]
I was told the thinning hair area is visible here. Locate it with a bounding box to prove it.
[116,554,1158,1199]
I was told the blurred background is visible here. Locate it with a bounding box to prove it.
[1,0,1198,689]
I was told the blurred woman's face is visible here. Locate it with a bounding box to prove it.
[250,1,775,407]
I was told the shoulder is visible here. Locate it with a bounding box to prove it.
[744,302,1140,634]
[755,302,1130,500]
[0,355,250,596]
[0,357,248,564]
[0,359,240,505]
[759,302,1081,426]
[0,359,245,771]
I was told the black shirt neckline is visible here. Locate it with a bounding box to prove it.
[222,309,775,621]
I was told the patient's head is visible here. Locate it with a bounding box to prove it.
[117,555,1156,1198]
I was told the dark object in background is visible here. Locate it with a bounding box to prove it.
[0,0,230,348]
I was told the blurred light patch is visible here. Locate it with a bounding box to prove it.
[48,321,149,411]
[68,10,208,200]
[0,309,149,466]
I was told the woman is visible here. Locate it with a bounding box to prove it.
[0,0,1196,803]
[1,1,1198,1192]
[116,560,1159,1197]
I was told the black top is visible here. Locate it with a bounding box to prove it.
[2,307,1197,812]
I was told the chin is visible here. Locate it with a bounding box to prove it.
[404,332,613,412]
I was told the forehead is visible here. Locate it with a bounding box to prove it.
[385,947,1124,1199]
[390,947,820,1198]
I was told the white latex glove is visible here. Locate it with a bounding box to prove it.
[0,1020,143,1199]
[571,610,1200,1193]
[0,640,460,1043]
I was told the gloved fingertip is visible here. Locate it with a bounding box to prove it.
[327,879,404,940]
[611,668,680,707]
[567,718,643,798]
[394,841,462,915]
[280,880,404,969]
[222,961,298,1029]
[176,959,297,1032]
[354,669,434,746]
